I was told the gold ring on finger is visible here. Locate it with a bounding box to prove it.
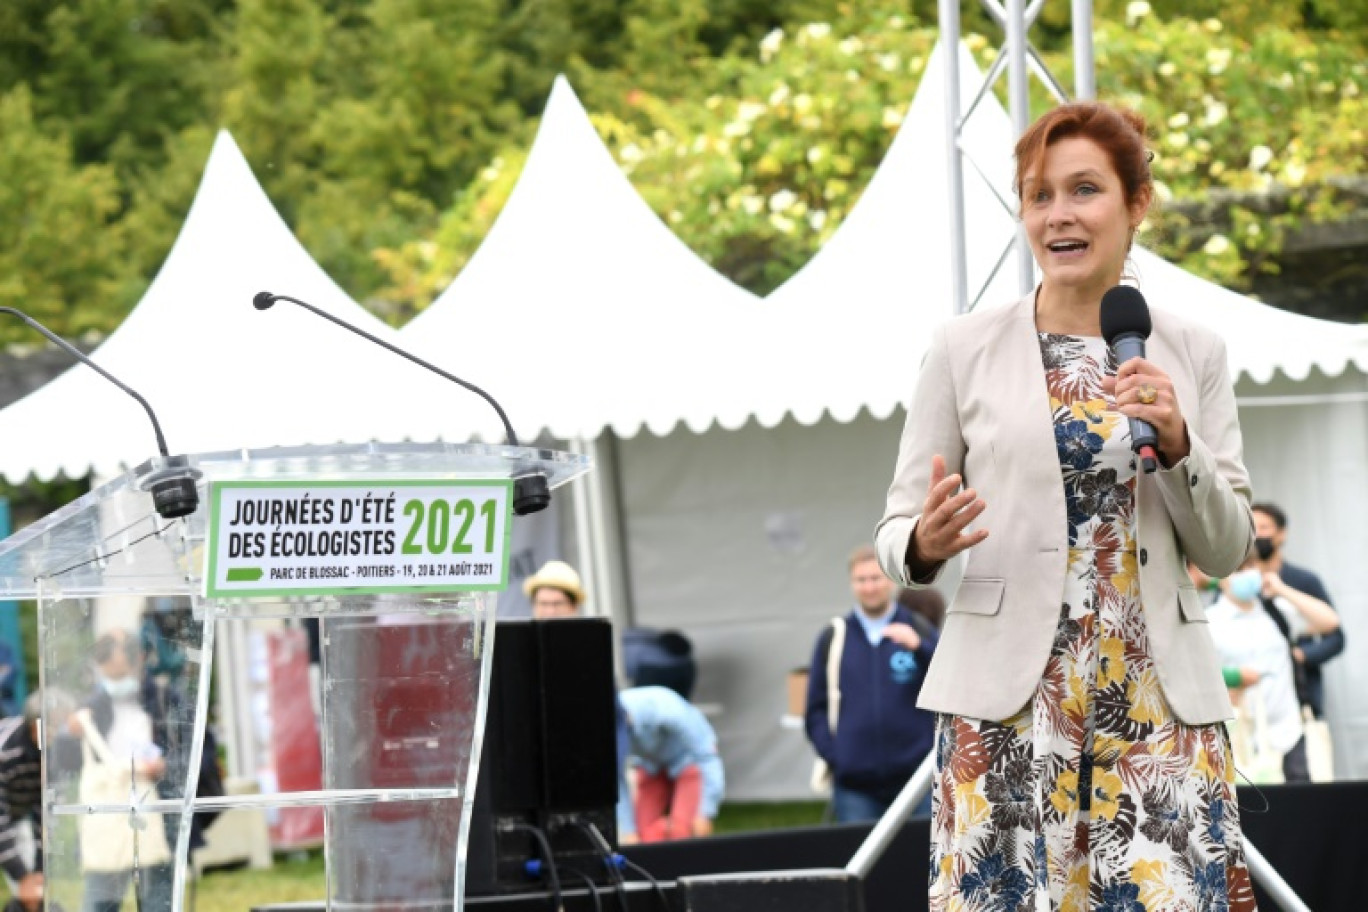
[1137,383,1158,405]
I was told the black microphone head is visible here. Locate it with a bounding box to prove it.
[252,291,277,311]
[1099,285,1151,344]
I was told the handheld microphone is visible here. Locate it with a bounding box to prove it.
[0,307,200,518]
[252,292,551,515]
[1099,286,1160,474]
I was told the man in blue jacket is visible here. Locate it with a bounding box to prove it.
[804,545,938,823]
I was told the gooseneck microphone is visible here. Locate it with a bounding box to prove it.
[0,307,200,518]
[253,292,551,515]
[1099,286,1160,474]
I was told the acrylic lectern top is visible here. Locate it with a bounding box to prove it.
[0,441,588,599]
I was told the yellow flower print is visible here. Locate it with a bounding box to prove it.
[1069,398,1122,439]
[1049,769,1080,816]
[1099,636,1127,689]
[1111,549,1140,598]
[1132,858,1176,908]
[953,782,991,836]
[1127,667,1168,725]
[1061,667,1090,723]
[1061,862,1090,912]
[1090,769,1125,821]
[1091,733,1127,768]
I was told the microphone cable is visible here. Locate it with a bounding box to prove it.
[572,820,631,912]
[620,857,671,912]
[561,867,605,912]
[510,822,564,912]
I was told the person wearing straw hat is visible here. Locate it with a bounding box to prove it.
[523,560,586,619]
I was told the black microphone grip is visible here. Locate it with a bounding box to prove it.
[1112,332,1160,473]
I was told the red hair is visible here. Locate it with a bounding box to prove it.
[1014,102,1153,209]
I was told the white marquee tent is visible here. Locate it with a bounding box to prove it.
[393,76,767,446]
[0,131,426,483]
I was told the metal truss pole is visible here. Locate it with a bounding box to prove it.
[938,0,970,315]
[1072,0,1096,99]
[1005,0,1035,295]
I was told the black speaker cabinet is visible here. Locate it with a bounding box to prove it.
[466,618,620,895]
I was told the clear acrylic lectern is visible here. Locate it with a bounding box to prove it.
[0,442,589,912]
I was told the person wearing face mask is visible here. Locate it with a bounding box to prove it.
[66,629,173,912]
[1207,556,1339,783]
[1252,502,1345,726]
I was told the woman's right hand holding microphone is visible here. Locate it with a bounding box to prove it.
[908,454,990,577]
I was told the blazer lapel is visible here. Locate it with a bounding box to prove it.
[994,291,1068,514]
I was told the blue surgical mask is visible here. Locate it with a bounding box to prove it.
[99,675,140,700]
[1227,569,1263,603]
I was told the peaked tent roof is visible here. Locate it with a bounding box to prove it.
[753,41,1024,427]
[0,131,421,482]
[394,76,766,443]
[1125,247,1368,383]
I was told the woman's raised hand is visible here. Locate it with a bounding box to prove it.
[910,454,989,568]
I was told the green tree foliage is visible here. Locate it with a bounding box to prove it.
[0,87,129,341]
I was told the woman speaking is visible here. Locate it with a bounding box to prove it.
[876,102,1258,910]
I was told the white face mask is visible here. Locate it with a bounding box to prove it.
[100,675,140,700]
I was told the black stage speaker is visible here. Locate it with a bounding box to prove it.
[676,869,864,912]
[466,618,620,895]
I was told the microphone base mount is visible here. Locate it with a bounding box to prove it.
[137,456,203,520]
[512,472,551,516]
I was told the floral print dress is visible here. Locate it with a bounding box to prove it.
[926,333,1257,912]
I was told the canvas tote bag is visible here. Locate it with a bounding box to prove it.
[76,709,172,872]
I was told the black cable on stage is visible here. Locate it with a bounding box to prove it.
[572,821,631,912]
[621,858,671,912]
[562,867,605,912]
[510,823,564,912]
[1231,764,1272,815]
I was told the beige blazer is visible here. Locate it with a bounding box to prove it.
[875,290,1254,725]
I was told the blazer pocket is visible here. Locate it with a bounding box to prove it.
[1177,586,1208,623]
[949,578,1006,617]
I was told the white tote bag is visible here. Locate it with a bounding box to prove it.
[77,710,172,872]
[1302,706,1335,783]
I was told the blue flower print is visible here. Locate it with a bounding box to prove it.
[1097,882,1146,912]
[1056,418,1105,471]
[960,851,1031,910]
[1192,860,1230,912]
[1206,796,1228,847]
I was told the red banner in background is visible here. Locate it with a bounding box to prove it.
[264,627,325,848]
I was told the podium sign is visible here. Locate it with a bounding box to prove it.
[0,442,589,912]
[206,479,513,597]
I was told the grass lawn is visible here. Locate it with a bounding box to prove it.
[1,802,829,912]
